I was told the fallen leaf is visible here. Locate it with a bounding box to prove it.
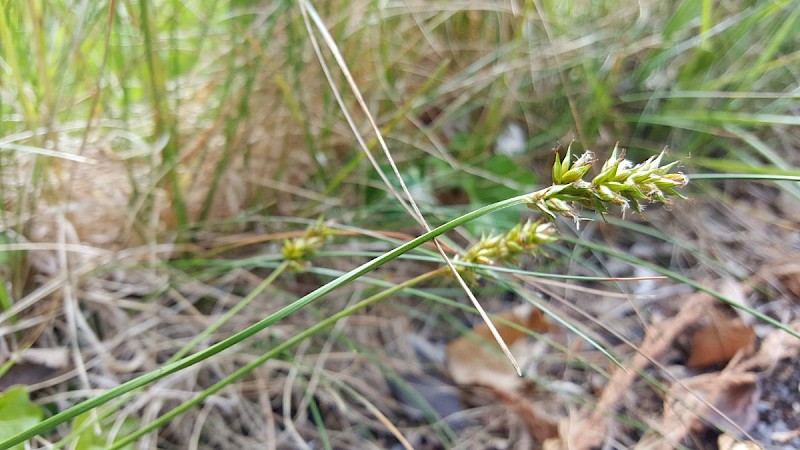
[17,347,69,368]
[446,305,557,444]
[643,372,760,448]
[781,271,800,298]
[755,256,800,300]
[687,319,755,369]
[446,304,549,390]
[468,303,550,345]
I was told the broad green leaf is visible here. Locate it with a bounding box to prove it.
[0,386,43,450]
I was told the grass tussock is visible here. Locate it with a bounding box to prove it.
[1,0,799,448]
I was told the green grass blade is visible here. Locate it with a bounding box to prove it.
[688,173,800,182]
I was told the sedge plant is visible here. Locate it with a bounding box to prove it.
[1,147,691,449]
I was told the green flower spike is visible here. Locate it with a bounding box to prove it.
[527,145,688,222]
[553,145,596,184]
[457,220,559,280]
[282,220,332,270]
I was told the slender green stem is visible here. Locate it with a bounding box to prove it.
[108,268,447,449]
[688,173,800,182]
[168,261,290,363]
[0,194,526,449]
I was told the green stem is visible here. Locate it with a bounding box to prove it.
[688,173,800,182]
[0,195,526,449]
[109,268,446,449]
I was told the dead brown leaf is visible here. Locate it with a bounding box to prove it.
[468,303,551,346]
[687,319,756,369]
[446,304,549,390]
[445,304,558,444]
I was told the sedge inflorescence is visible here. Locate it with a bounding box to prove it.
[282,220,332,270]
[458,146,688,278]
[458,219,559,268]
[527,145,689,221]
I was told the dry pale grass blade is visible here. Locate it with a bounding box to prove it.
[188,404,213,450]
[283,341,313,450]
[288,303,353,446]
[347,385,415,450]
[255,369,278,450]
[299,0,522,374]
[0,274,68,327]
[53,214,97,406]
[0,242,181,327]
[297,2,415,222]
[0,143,98,163]
[517,272,667,299]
